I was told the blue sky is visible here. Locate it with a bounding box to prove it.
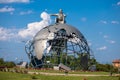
[0,0,120,64]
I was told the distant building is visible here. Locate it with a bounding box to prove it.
[112,59,120,68]
[88,65,96,71]
[16,61,28,68]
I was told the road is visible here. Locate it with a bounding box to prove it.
[28,72,110,76]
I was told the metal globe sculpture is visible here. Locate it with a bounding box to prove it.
[25,10,92,70]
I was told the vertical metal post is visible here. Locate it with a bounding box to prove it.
[57,50,60,65]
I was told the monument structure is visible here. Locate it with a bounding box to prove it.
[25,9,93,70]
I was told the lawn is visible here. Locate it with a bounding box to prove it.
[0,71,119,80]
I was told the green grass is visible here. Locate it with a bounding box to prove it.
[0,72,31,80]
[0,71,119,80]
[33,75,118,80]
[9,68,111,75]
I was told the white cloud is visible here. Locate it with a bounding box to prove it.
[88,42,92,46]
[97,46,107,51]
[0,6,15,12]
[0,0,30,3]
[81,17,87,22]
[111,21,119,24]
[109,40,116,44]
[0,27,18,41]
[0,11,51,41]
[117,1,120,6]
[18,12,51,38]
[99,20,119,24]
[100,20,107,24]
[20,10,33,15]
[87,40,92,46]
[106,40,116,44]
[103,35,116,44]
[103,35,108,39]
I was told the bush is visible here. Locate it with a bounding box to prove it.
[96,63,113,72]
[31,75,37,79]
[0,58,15,68]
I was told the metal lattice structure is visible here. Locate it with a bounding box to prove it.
[25,10,94,70]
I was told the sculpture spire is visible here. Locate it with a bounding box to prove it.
[51,9,66,24]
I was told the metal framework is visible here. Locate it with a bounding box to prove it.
[25,10,94,70]
[25,25,93,70]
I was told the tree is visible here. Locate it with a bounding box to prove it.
[0,58,5,66]
[96,63,114,72]
[5,61,15,68]
[0,58,15,68]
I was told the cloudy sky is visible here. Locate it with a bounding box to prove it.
[0,0,120,63]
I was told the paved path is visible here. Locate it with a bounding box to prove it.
[28,72,109,76]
